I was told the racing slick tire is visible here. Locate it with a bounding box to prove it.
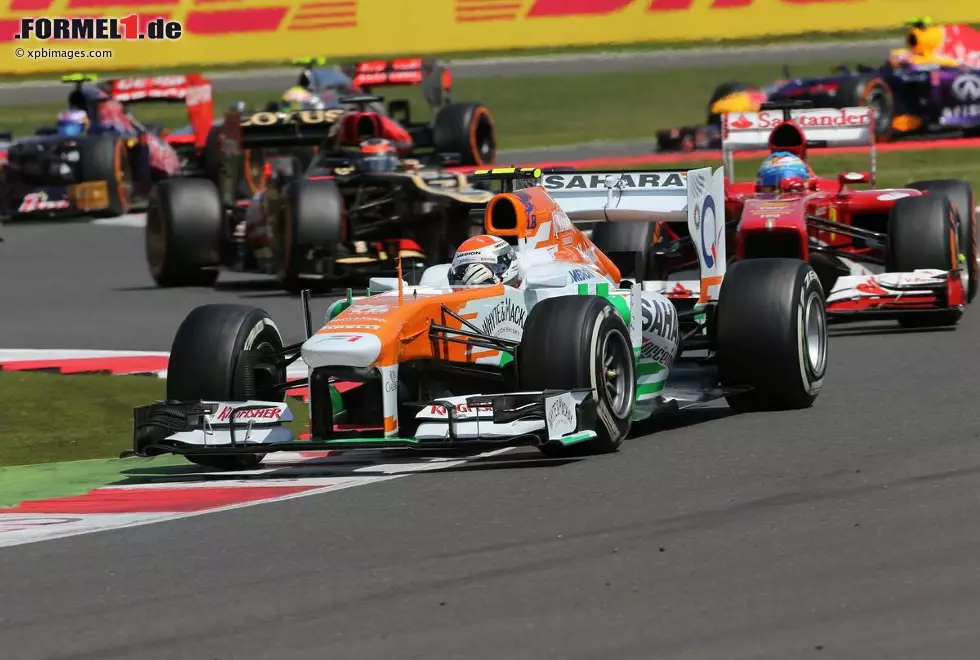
[79,133,133,217]
[886,194,963,328]
[167,304,287,470]
[590,221,662,282]
[276,178,346,293]
[717,258,828,412]
[907,179,978,304]
[519,295,636,457]
[145,178,222,287]
[432,103,496,167]
[860,78,895,141]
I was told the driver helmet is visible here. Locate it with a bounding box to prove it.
[447,235,521,288]
[281,86,314,111]
[56,109,89,136]
[357,138,399,172]
[756,151,810,193]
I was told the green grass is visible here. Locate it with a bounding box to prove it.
[1,59,848,148]
[0,372,308,467]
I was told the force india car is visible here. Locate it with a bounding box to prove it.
[132,166,829,469]
[629,102,976,329]
[0,73,215,219]
[145,107,495,290]
[656,23,980,151]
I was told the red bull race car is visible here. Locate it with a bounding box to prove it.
[0,73,215,219]
[598,101,977,329]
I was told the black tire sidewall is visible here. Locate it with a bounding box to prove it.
[145,178,222,287]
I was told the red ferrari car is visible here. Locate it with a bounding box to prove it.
[595,101,977,329]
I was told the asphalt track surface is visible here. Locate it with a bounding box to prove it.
[0,39,895,106]
[5,214,980,658]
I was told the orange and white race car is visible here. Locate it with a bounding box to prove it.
[132,166,829,470]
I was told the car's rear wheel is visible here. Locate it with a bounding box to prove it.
[145,179,222,287]
[433,103,496,166]
[168,304,287,470]
[717,258,828,412]
[519,295,635,457]
[275,179,346,293]
[80,133,132,217]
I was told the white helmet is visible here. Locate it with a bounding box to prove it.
[447,235,521,287]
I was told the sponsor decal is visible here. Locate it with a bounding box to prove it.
[15,16,182,41]
[18,191,69,213]
[326,324,382,331]
[382,369,397,393]
[640,297,678,345]
[942,104,980,120]
[733,108,870,131]
[639,338,674,368]
[513,190,538,230]
[426,403,493,416]
[481,299,526,338]
[318,334,363,342]
[568,267,596,283]
[215,406,282,422]
[545,392,576,440]
[952,74,980,102]
[877,191,911,202]
[542,172,685,190]
[343,304,392,315]
[699,194,719,269]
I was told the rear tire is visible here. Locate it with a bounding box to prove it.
[590,221,661,281]
[906,179,978,303]
[168,304,287,470]
[145,179,222,287]
[519,296,636,457]
[717,258,827,412]
[433,102,496,166]
[80,133,132,218]
[276,179,346,293]
[886,194,962,328]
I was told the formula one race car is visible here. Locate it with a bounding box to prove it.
[0,73,215,219]
[244,57,495,175]
[145,107,494,290]
[132,165,828,470]
[628,101,976,329]
[657,21,980,151]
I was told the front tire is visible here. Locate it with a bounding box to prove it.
[519,295,636,457]
[167,304,287,470]
[717,258,828,412]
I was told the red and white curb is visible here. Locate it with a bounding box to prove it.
[0,448,516,547]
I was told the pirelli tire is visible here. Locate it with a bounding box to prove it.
[275,178,346,293]
[79,133,133,217]
[716,258,828,412]
[886,194,963,328]
[519,295,636,457]
[145,178,222,288]
[432,102,496,167]
[167,304,287,471]
[906,179,978,304]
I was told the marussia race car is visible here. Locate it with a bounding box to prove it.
[132,166,829,470]
[0,73,216,219]
[236,56,496,191]
[145,106,494,290]
[656,22,980,151]
[625,101,976,329]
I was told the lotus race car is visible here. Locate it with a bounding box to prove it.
[132,165,828,469]
[630,102,975,329]
[0,73,215,219]
[145,107,494,290]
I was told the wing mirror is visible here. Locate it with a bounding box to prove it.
[838,171,870,190]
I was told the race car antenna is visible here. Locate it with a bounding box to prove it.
[397,256,404,304]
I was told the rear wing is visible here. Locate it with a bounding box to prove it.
[721,104,876,184]
[102,74,214,149]
[472,167,727,303]
[224,107,344,149]
[340,58,451,108]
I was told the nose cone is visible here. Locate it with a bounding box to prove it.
[301,332,383,369]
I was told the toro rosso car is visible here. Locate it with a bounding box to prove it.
[657,21,980,151]
[0,73,214,219]
[239,56,495,185]
[132,166,828,470]
[145,107,495,290]
[632,101,976,329]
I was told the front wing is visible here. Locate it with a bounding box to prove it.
[641,268,966,320]
[133,390,600,456]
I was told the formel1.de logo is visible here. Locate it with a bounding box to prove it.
[15,16,182,41]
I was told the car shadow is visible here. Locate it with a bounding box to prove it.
[829,323,956,338]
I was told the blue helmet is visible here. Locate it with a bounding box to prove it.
[56,109,89,136]
[756,151,810,193]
